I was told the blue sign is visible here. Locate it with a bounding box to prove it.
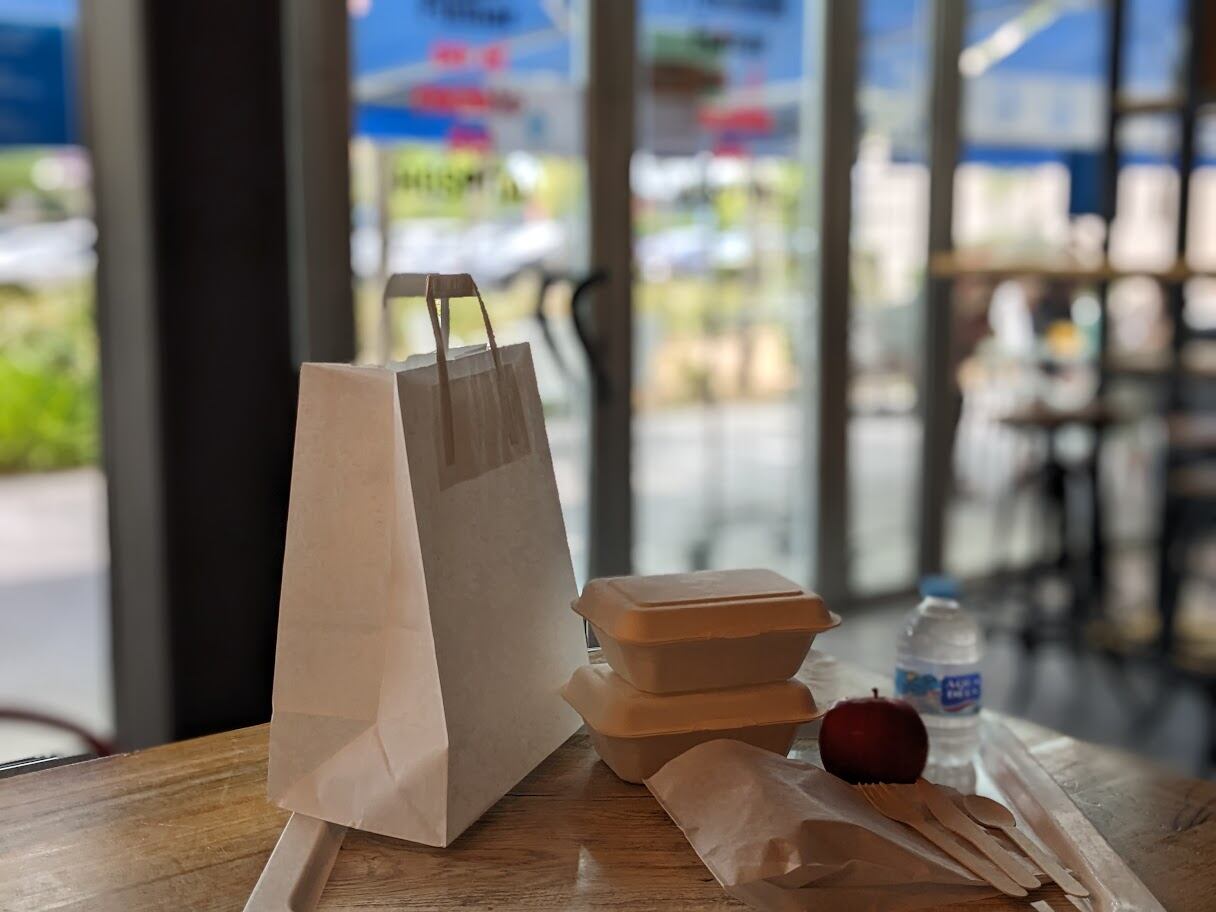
[350,0,576,147]
[0,20,76,146]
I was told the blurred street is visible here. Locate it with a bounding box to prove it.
[2,414,1203,772]
[0,468,109,760]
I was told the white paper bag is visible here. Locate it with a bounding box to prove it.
[268,273,587,847]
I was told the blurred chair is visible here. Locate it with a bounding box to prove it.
[1144,417,1216,774]
[995,400,1120,649]
[1156,449,1216,659]
[0,708,112,776]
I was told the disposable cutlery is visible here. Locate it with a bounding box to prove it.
[858,783,1028,898]
[915,779,1041,890]
[963,793,1090,898]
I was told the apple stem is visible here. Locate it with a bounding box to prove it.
[872,687,879,698]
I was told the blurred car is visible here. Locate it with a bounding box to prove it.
[0,217,95,285]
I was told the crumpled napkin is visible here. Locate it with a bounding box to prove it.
[645,739,998,912]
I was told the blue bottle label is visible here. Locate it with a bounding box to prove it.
[895,662,982,716]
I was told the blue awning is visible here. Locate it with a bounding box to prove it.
[0,0,1199,162]
[351,0,1193,162]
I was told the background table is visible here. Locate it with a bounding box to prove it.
[1,657,1213,911]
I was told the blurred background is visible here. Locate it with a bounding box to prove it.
[2,0,1215,777]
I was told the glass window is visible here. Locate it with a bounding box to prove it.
[941,0,1187,580]
[945,0,1111,579]
[848,0,932,595]
[632,0,814,580]
[0,0,111,762]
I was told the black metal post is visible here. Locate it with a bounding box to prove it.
[809,0,861,605]
[917,0,965,578]
[586,0,636,578]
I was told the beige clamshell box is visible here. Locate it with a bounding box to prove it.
[573,569,840,693]
[562,664,822,783]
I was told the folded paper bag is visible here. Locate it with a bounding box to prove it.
[644,739,998,912]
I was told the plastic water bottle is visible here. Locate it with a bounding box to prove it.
[894,577,983,766]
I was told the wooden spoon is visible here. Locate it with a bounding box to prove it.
[963,794,1089,897]
[916,780,1041,890]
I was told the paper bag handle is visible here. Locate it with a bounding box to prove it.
[380,273,448,363]
[380,272,509,466]
[420,273,502,367]
[379,272,501,365]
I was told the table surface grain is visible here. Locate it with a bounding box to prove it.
[1,657,1214,912]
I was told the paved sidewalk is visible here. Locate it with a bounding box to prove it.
[0,469,111,763]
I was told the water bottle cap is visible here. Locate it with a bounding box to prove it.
[919,574,960,600]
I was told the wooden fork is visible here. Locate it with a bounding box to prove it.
[858,783,1028,898]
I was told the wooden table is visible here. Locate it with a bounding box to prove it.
[2,658,1213,911]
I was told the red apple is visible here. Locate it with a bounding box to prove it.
[818,688,928,784]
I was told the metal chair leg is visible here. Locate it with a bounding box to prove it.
[1157,493,1184,658]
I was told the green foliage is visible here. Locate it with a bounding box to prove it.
[0,283,99,473]
[0,151,39,205]
[0,150,74,215]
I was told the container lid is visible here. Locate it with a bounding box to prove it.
[573,568,839,645]
[561,664,821,739]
